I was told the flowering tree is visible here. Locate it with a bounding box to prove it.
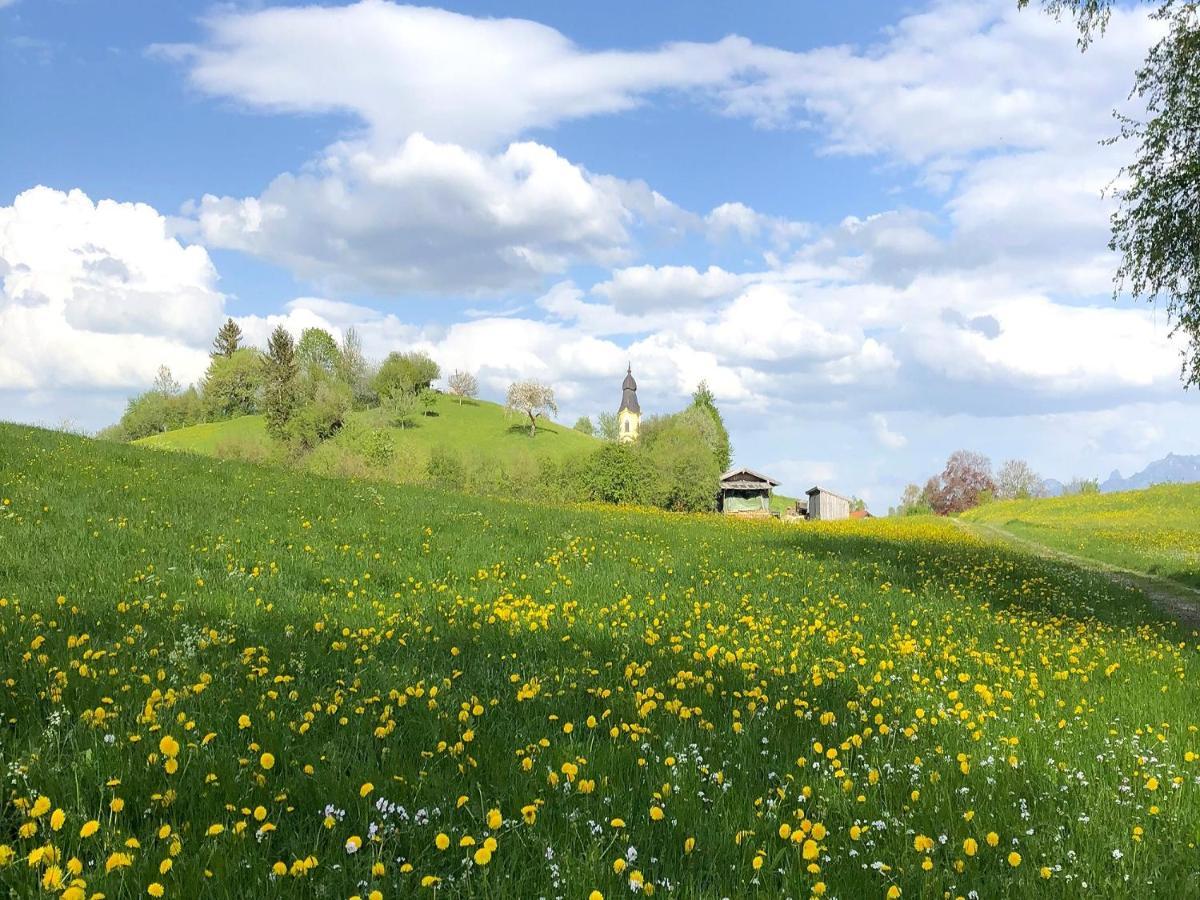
[506,380,557,437]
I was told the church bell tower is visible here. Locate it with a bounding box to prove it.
[617,364,641,442]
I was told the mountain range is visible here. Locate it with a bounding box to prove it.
[1043,453,1200,497]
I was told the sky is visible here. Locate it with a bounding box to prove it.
[2,0,1197,508]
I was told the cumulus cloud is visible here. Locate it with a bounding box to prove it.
[0,186,223,393]
[592,264,744,312]
[871,414,908,449]
[187,135,678,294]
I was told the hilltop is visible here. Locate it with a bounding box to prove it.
[137,391,597,480]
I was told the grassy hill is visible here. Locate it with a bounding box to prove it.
[1,424,1198,897]
[137,392,598,478]
[963,482,1200,590]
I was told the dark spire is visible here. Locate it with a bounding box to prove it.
[619,364,640,414]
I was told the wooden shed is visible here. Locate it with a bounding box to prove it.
[806,486,851,521]
[719,467,780,516]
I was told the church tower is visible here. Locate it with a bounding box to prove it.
[617,364,641,442]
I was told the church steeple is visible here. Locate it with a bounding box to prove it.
[617,363,641,442]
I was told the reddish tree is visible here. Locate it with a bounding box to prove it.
[925,450,995,515]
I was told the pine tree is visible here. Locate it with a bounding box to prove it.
[262,326,298,440]
[211,318,243,358]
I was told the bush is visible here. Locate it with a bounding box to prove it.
[426,445,465,486]
[286,379,352,451]
[580,443,663,506]
[115,386,204,441]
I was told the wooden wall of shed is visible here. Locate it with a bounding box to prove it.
[809,491,851,521]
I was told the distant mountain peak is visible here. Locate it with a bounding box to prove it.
[1100,453,1200,494]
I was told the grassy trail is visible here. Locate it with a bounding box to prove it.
[957,519,1200,630]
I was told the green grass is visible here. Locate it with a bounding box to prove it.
[1,424,1198,898]
[137,414,270,456]
[963,482,1200,590]
[137,392,598,477]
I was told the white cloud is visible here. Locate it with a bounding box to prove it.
[188,135,675,294]
[592,264,744,312]
[161,1,766,148]
[0,186,222,393]
[871,413,908,449]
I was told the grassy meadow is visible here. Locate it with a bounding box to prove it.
[1,423,1198,898]
[963,483,1200,590]
[135,394,598,477]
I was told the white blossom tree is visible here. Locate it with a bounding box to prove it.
[447,369,479,405]
[506,380,557,437]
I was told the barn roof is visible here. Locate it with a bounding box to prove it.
[806,485,851,502]
[720,467,780,488]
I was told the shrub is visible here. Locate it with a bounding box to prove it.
[426,445,465,486]
[286,379,352,451]
[580,443,663,506]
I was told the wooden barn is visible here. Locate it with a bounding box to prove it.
[718,467,780,516]
[806,486,851,521]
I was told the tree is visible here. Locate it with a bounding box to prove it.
[201,348,263,420]
[262,326,299,440]
[925,450,996,515]
[690,380,733,472]
[211,318,243,358]
[447,370,479,405]
[574,415,595,436]
[1023,0,1200,386]
[1064,476,1101,495]
[336,327,375,407]
[296,327,342,375]
[506,380,557,437]
[418,387,438,417]
[641,411,721,512]
[374,351,441,398]
[381,389,420,429]
[597,411,619,442]
[152,365,180,396]
[997,458,1046,500]
[579,443,663,506]
[895,483,933,516]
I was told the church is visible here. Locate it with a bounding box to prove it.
[617,364,640,442]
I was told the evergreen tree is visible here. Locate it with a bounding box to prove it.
[262,326,299,440]
[211,318,243,358]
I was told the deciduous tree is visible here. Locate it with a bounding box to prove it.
[997,458,1046,500]
[506,380,557,437]
[447,370,478,405]
[1023,0,1200,385]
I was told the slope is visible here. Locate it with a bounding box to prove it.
[1,424,1197,897]
[962,481,1200,590]
[136,391,598,476]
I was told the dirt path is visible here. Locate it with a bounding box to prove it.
[957,519,1200,632]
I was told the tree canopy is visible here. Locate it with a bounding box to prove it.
[1023,0,1200,386]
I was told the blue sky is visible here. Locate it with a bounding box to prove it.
[2,0,1197,506]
